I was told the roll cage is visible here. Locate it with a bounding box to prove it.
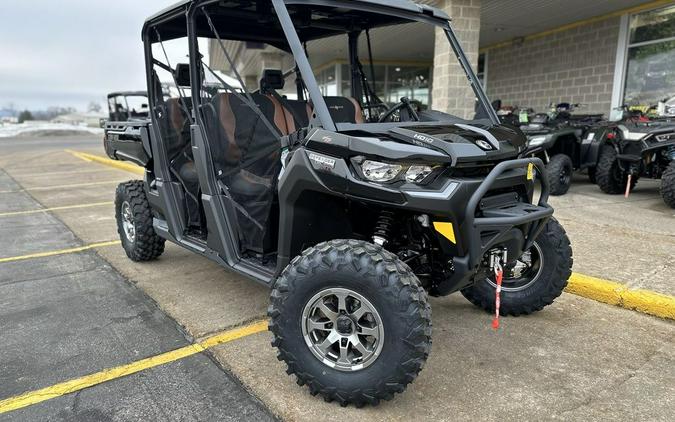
[107,91,149,121]
[142,0,498,131]
[139,0,501,279]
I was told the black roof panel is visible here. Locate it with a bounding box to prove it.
[144,0,449,33]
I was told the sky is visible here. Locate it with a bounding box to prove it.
[0,0,178,112]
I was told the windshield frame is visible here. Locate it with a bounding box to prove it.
[279,0,499,128]
[180,0,498,132]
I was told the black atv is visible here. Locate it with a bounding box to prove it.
[519,103,604,195]
[103,0,572,406]
[595,120,675,208]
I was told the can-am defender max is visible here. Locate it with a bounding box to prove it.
[105,0,572,406]
[101,91,149,127]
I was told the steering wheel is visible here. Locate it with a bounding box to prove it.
[378,97,420,123]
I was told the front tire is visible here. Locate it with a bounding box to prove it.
[596,144,637,194]
[115,181,165,262]
[268,240,432,407]
[661,161,675,208]
[546,154,573,195]
[461,218,572,316]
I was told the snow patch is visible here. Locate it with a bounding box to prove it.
[0,122,104,138]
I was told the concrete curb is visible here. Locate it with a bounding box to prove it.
[566,273,675,320]
[68,150,675,321]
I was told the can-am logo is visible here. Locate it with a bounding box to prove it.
[413,133,435,144]
[475,140,493,150]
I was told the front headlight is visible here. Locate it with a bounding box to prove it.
[405,165,434,183]
[361,160,403,182]
[356,159,437,184]
[528,135,547,147]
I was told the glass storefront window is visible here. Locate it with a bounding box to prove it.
[477,53,486,88]
[316,66,337,96]
[328,63,430,107]
[386,66,429,107]
[623,5,675,107]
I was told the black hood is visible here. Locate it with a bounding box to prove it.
[377,123,526,165]
[306,122,526,166]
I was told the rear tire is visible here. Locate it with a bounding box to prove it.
[587,167,597,184]
[268,240,431,407]
[596,144,637,194]
[461,218,572,316]
[115,181,165,262]
[661,161,675,208]
[546,154,573,195]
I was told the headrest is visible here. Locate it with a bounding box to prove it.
[174,63,191,87]
[260,69,284,94]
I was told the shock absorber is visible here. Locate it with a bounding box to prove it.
[372,210,395,246]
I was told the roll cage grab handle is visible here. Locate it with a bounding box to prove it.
[183,0,498,131]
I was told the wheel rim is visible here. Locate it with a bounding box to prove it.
[301,287,384,372]
[121,201,136,243]
[486,242,544,292]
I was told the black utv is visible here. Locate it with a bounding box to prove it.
[101,91,149,127]
[104,0,572,406]
[519,103,604,195]
[596,120,675,208]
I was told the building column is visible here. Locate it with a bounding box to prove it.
[431,0,481,119]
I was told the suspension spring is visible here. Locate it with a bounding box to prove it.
[372,211,395,246]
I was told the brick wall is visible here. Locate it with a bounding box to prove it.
[431,0,481,119]
[485,17,620,115]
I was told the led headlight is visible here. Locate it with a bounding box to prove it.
[405,165,434,183]
[354,157,439,184]
[361,160,403,182]
[528,135,547,147]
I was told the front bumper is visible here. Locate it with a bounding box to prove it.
[431,157,553,295]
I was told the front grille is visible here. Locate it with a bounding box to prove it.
[449,164,496,178]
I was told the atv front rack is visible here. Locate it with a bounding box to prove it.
[437,158,552,295]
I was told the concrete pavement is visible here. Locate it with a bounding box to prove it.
[0,135,673,421]
[0,164,275,421]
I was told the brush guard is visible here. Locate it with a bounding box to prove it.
[434,158,553,295]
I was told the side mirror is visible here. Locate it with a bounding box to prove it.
[174,64,191,87]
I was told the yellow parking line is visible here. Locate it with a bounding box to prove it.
[566,273,675,320]
[0,201,114,217]
[10,168,114,178]
[0,241,121,264]
[67,150,144,175]
[0,320,268,414]
[0,180,121,194]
